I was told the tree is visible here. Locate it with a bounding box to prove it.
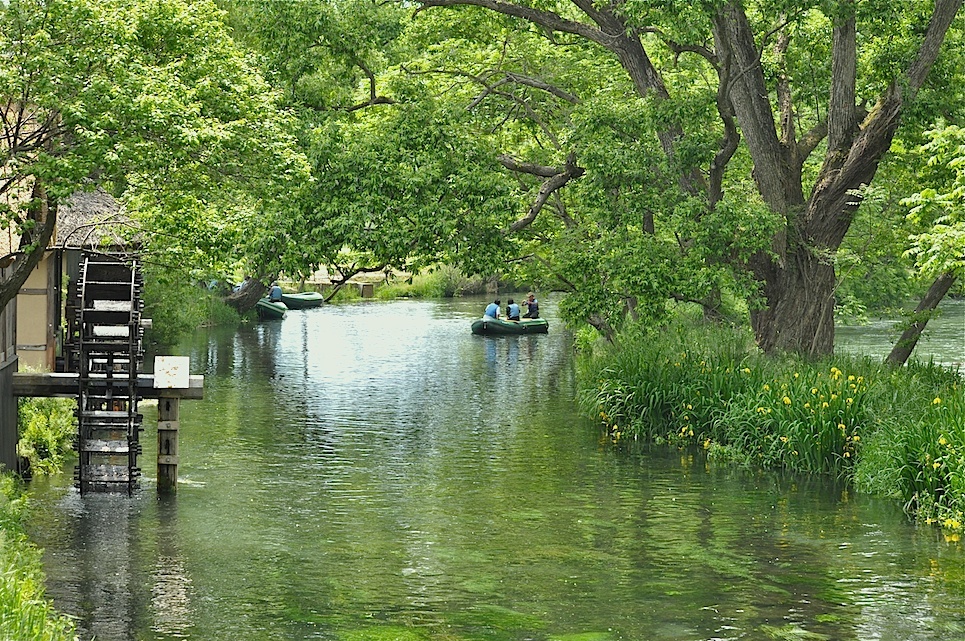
[411,0,963,355]
[220,0,524,297]
[0,0,308,314]
[887,124,965,366]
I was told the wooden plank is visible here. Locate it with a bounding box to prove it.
[12,372,204,399]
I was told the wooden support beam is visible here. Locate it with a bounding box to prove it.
[12,372,204,399]
[157,398,180,494]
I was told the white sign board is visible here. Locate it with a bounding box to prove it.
[154,356,190,389]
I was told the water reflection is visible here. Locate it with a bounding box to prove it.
[26,297,965,641]
[836,298,965,369]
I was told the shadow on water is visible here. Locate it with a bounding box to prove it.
[25,296,965,641]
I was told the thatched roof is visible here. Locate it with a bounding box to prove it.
[1,188,133,256]
[55,188,133,249]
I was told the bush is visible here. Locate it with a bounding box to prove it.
[375,267,490,300]
[578,320,965,532]
[141,267,241,347]
[17,398,76,476]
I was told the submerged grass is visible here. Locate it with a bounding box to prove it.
[578,320,965,533]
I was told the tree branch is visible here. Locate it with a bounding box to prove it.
[499,153,585,232]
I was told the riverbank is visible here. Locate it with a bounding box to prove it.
[579,320,964,534]
[0,398,77,639]
[0,473,76,640]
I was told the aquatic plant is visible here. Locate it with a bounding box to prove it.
[578,320,965,532]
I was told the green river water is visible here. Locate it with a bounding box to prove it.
[26,297,965,641]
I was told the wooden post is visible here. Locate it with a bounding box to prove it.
[157,396,179,493]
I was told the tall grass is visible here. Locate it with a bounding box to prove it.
[578,321,965,532]
[0,474,77,640]
[375,267,489,300]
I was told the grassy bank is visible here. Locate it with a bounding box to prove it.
[0,473,76,640]
[578,321,964,534]
[0,398,79,639]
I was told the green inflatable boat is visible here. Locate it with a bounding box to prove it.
[471,317,549,335]
[280,291,324,309]
[256,298,287,320]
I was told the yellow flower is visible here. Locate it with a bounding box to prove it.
[838,423,846,431]
[822,402,829,409]
[793,372,800,379]
[688,429,694,437]
[804,402,811,409]
[763,384,770,391]
[780,436,788,443]
[939,436,948,446]
[703,439,711,449]
[782,396,791,405]
[943,518,961,530]
[846,398,853,405]
[742,367,751,374]
[686,404,693,410]
[848,375,855,382]
[933,397,942,405]
[844,451,851,458]
[933,461,941,470]
[853,435,860,442]
[811,388,818,395]
[830,393,838,401]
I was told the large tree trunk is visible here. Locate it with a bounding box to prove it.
[224,278,268,312]
[750,249,836,356]
[885,271,958,367]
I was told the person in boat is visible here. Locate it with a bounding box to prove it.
[484,299,501,320]
[522,293,539,318]
[506,298,521,321]
[268,281,283,303]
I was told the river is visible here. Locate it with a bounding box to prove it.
[26,296,965,641]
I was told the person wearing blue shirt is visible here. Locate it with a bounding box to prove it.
[484,299,501,320]
[506,298,521,321]
[268,282,283,302]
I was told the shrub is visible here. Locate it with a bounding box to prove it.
[17,398,76,476]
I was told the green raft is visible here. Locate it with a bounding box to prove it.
[280,291,324,309]
[471,317,548,335]
[256,298,287,320]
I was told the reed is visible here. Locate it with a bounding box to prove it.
[578,321,964,532]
